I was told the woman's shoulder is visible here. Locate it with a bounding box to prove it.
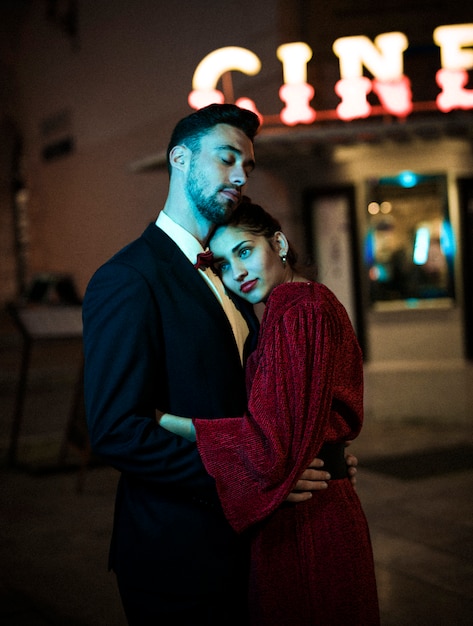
[269,280,336,304]
[265,281,346,322]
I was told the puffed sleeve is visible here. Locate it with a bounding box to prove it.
[195,291,346,532]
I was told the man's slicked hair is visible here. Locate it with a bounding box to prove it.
[166,104,260,175]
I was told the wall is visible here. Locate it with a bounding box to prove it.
[6,0,286,297]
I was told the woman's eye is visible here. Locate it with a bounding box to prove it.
[240,248,251,259]
[219,262,230,273]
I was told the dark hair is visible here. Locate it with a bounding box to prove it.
[166,104,260,175]
[217,197,298,268]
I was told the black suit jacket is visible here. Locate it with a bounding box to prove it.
[82,223,259,600]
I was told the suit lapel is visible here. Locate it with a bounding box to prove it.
[142,222,241,337]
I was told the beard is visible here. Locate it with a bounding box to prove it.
[186,158,237,226]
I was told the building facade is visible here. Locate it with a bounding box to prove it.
[1,0,472,420]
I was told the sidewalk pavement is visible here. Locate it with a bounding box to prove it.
[1,309,472,625]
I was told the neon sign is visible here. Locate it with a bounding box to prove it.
[188,47,261,110]
[188,23,473,125]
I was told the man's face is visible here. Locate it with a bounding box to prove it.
[185,124,255,225]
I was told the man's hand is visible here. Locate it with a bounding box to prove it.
[286,458,330,503]
[285,446,359,503]
[346,452,358,489]
[345,441,358,489]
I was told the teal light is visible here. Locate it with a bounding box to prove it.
[398,170,418,188]
[413,226,430,265]
[440,220,456,258]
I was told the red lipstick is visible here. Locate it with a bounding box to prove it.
[241,279,258,294]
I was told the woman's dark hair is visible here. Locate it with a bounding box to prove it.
[166,104,260,175]
[218,197,298,268]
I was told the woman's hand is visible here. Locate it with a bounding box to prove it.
[155,410,196,442]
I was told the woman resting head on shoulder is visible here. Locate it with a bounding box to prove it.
[156,199,378,626]
[157,199,361,488]
[210,197,309,304]
[156,198,313,443]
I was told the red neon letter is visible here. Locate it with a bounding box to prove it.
[434,24,473,112]
[188,47,262,117]
[333,32,410,120]
[277,43,316,125]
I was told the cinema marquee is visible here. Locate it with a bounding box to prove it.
[188,23,473,126]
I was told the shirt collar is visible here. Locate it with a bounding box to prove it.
[156,210,205,264]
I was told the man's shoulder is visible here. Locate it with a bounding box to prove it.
[103,222,179,269]
[113,223,161,258]
[85,224,163,288]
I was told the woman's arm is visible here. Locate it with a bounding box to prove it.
[156,411,196,442]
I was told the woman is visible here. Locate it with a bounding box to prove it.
[159,200,380,625]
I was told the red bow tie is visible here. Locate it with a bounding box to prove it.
[194,250,214,270]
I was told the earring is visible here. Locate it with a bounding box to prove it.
[281,254,287,267]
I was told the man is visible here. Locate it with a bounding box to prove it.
[83,104,356,625]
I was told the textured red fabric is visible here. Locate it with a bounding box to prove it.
[195,282,379,625]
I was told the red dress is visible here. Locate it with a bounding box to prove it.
[195,282,380,625]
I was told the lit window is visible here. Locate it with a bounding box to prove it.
[364,174,456,308]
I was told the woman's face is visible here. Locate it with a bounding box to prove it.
[210,224,288,304]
